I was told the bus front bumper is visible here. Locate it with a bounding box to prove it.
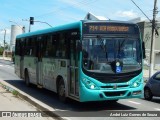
[79,84,143,102]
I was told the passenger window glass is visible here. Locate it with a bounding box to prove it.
[15,39,20,55]
[45,35,55,57]
[25,37,36,56]
[55,33,68,59]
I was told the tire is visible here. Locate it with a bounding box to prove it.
[144,88,153,101]
[58,79,66,102]
[25,71,30,87]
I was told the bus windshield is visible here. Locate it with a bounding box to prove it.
[82,36,142,74]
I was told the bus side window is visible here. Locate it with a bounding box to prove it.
[36,36,42,58]
[27,37,36,56]
[52,34,59,58]
[56,33,61,58]
[42,36,47,57]
[15,39,20,55]
[24,38,29,56]
[43,34,57,58]
[60,33,67,58]
[55,33,67,58]
[31,37,36,56]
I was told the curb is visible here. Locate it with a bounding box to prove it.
[0,80,68,120]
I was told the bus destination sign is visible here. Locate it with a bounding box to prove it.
[89,25,129,32]
[83,23,138,34]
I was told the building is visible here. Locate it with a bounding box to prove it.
[10,25,25,52]
[137,18,160,68]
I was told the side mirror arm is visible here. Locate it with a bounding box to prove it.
[142,41,146,59]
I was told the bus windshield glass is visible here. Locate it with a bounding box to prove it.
[82,37,142,74]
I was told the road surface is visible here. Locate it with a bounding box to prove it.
[0,58,160,120]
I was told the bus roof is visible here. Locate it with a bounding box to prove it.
[16,20,137,39]
[83,20,137,25]
[16,21,81,39]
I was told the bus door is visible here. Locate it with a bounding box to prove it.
[69,39,79,97]
[36,38,43,87]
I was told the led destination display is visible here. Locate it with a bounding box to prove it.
[83,22,139,34]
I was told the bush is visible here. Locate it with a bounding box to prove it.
[0,47,3,55]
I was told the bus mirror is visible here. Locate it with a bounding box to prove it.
[142,41,146,59]
[77,41,82,52]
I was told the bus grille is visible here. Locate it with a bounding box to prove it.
[104,91,126,97]
[83,69,141,83]
[95,76,134,83]
[101,85,129,89]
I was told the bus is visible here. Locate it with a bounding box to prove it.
[15,20,145,102]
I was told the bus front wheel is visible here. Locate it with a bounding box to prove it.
[58,79,66,102]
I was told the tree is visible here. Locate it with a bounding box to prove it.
[0,47,4,55]
[4,42,10,50]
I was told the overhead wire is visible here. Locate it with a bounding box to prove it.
[33,0,97,20]
[130,0,152,22]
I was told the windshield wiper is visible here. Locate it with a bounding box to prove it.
[97,35,108,60]
[117,39,125,58]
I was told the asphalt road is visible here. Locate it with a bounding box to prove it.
[0,59,160,120]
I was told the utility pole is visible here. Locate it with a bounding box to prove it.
[2,29,6,58]
[3,29,6,49]
[149,0,158,78]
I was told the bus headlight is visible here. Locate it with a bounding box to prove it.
[133,82,138,87]
[131,78,142,88]
[82,78,99,90]
[90,84,95,89]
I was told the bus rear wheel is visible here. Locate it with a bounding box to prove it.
[25,71,30,86]
[58,79,66,102]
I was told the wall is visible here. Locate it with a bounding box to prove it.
[137,21,160,66]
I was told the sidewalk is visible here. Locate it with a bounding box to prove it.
[0,56,12,61]
[0,80,66,120]
[0,84,54,120]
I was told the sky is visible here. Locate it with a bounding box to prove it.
[0,0,160,46]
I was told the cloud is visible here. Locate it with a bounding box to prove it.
[0,28,11,35]
[60,0,96,13]
[115,10,138,18]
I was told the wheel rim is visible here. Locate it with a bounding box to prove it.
[59,84,65,96]
[144,89,150,99]
[58,80,66,102]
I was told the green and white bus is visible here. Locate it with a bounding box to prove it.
[15,20,144,102]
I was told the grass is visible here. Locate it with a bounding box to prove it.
[0,82,19,96]
[12,90,19,96]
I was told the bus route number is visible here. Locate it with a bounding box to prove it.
[89,25,129,33]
